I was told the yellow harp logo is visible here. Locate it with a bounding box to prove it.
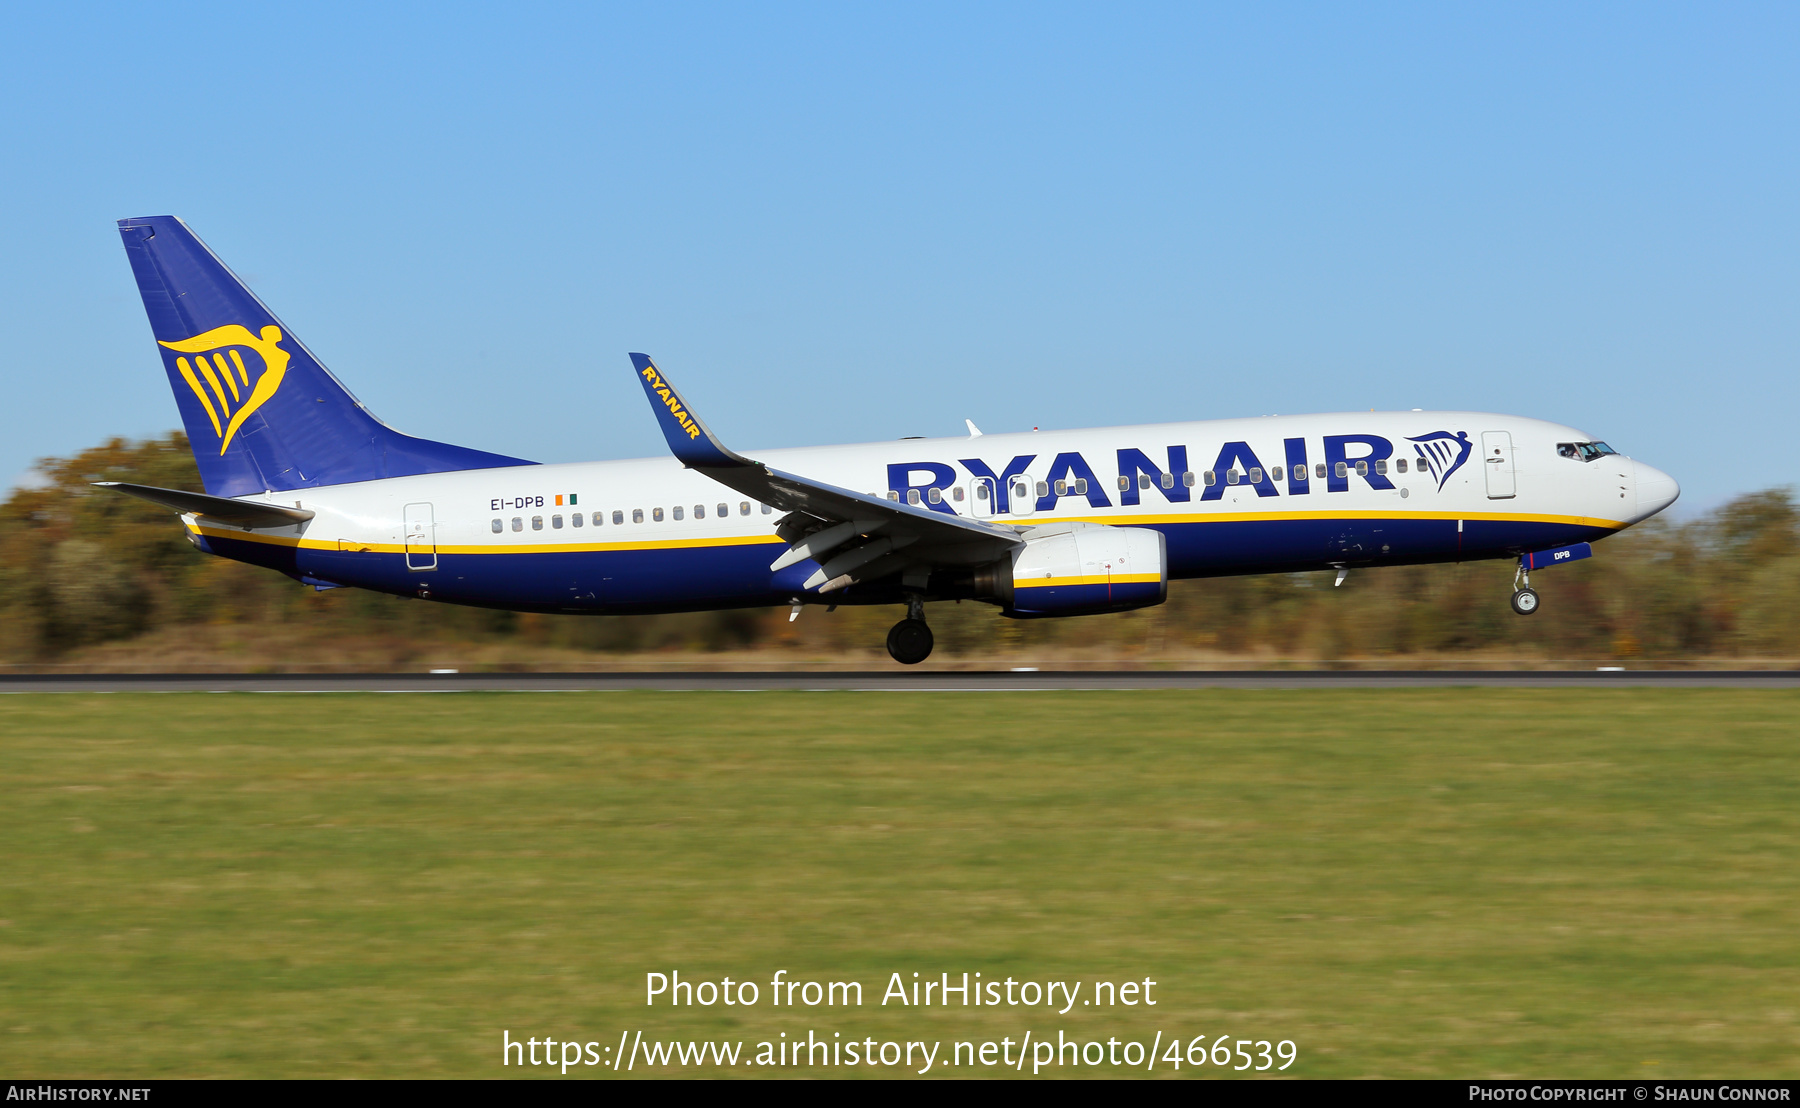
[158,325,291,454]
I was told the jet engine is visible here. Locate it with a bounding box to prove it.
[974,522,1168,617]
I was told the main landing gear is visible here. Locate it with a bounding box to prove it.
[1511,561,1540,616]
[886,595,934,665]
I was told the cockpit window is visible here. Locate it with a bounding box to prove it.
[1557,441,1618,462]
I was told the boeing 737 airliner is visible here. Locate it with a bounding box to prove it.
[103,216,1679,663]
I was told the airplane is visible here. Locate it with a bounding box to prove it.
[101,216,1680,664]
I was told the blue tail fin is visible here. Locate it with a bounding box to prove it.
[118,216,534,496]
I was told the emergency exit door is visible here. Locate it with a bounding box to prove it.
[970,477,996,519]
[1009,474,1036,517]
[404,502,438,571]
[1481,432,1516,499]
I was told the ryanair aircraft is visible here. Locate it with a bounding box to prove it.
[105,216,1679,664]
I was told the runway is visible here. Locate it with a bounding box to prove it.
[2,670,1798,692]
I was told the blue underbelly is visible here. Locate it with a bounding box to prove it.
[200,514,1617,614]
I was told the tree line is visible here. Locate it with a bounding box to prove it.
[2,432,1795,666]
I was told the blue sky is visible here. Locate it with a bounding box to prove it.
[2,2,1795,514]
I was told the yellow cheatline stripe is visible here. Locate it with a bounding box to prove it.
[1015,572,1163,590]
[228,348,250,386]
[214,352,240,402]
[193,352,231,414]
[192,508,1623,555]
[189,524,788,555]
[176,358,222,437]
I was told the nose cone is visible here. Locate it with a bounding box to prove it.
[1633,460,1680,521]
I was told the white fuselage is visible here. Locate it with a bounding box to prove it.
[185,410,1677,614]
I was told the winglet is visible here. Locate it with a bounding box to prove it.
[629,353,754,469]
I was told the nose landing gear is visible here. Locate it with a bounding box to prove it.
[1511,561,1540,616]
[886,594,934,665]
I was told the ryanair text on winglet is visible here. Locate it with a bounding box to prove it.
[641,365,703,440]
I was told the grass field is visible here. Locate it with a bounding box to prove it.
[2,690,1797,1078]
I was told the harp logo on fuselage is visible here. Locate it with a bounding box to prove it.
[1408,431,1474,491]
[158,324,291,454]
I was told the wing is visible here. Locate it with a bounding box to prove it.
[629,353,1021,593]
[94,482,315,529]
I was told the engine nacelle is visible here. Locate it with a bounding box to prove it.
[977,522,1168,618]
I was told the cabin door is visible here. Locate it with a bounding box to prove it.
[1481,431,1516,499]
[1009,474,1036,518]
[970,477,996,519]
[404,502,438,571]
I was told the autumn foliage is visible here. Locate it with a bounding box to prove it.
[2,433,1796,667]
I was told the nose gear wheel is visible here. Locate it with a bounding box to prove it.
[1510,560,1541,616]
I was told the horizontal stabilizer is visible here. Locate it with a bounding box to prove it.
[94,482,314,528]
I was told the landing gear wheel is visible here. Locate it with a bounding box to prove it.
[1510,587,1540,616]
[886,618,934,665]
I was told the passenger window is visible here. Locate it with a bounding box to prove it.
[1293,464,1306,481]
[552,514,563,529]
[1316,463,1327,480]
[512,517,523,531]
[1204,471,1217,486]
[613,510,625,525]
[1374,459,1388,475]
[1054,480,1067,496]
[1035,481,1048,498]
[1272,466,1283,482]
[1117,475,1131,492]
[1226,469,1240,485]
[1249,467,1263,483]
[632,509,644,524]
[693,504,705,519]
[1161,473,1174,489]
[717,503,727,518]
[571,512,583,527]
[907,489,921,505]
[532,516,543,530]
[1396,458,1408,473]
[653,507,664,522]
[673,506,684,520]
[928,487,943,504]
[740,502,750,516]
[491,519,503,533]
[887,491,899,502]
[1076,478,1088,495]
[1182,471,1196,487]
[975,483,988,500]
[1355,461,1368,476]
[1138,474,1151,490]
[953,486,965,502]
[1014,481,1031,501]
[762,503,772,514]
[1335,462,1347,478]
